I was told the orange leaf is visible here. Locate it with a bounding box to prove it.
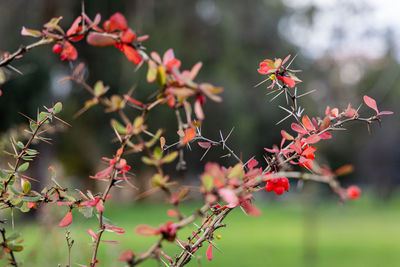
[182,128,196,145]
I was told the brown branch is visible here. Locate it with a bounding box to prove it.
[0,38,54,68]
[0,228,18,266]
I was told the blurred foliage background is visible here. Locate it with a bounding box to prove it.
[0,0,399,266]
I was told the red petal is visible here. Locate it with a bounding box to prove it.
[122,44,142,65]
[120,29,136,43]
[363,95,379,114]
[59,210,72,227]
[277,76,295,88]
[206,244,213,261]
[87,32,116,47]
[60,41,77,61]
[66,16,82,37]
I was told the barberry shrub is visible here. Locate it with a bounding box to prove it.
[0,8,393,267]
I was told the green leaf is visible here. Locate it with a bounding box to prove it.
[53,102,62,114]
[7,244,24,252]
[161,151,178,164]
[0,170,6,179]
[141,156,156,166]
[6,232,21,242]
[38,112,50,122]
[111,119,127,134]
[30,121,38,132]
[147,60,157,83]
[19,201,30,213]
[16,141,24,149]
[9,186,22,196]
[25,149,37,156]
[22,180,31,194]
[156,66,166,88]
[17,162,29,173]
[202,174,214,192]
[20,195,41,202]
[144,129,163,148]
[94,81,108,97]
[153,147,163,160]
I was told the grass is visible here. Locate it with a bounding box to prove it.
[1,194,400,266]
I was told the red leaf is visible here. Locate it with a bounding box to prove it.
[87,32,116,47]
[305,134,321,144]
[218,188,239,208]
[124,94,144,106]
[90,165,113,179]
[95,199,104,212]
[194,99,205,120]
[291,123,308,135]
[363,95,379,114]
[122,44,142,65]
[59,210,72,227]
[87,229,98,239]
[101,240,119,244]
[104,224,125,234]
[160,137,166,150]
[302,116,315,131]
[104,12,127,32]
[161,250,172,262]
[198,142,211,149]
[135,225,159,236]
[163,49,175,65]
[21,27,41,38]
[281,130,294,140]
[248,158,258,169]
[118,250,135,262]
[319,132,332,140]
[182,128,196,145]
[378,110,394,115]
[167,209,179,218]
[206,244,213,261]
[277,76,295,88]
[241,200,261,216]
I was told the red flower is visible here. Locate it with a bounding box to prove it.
[257,55,301,89]
[347,186,361,200]
[265,176,289,195]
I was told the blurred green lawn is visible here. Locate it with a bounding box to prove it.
[1,194,400,266]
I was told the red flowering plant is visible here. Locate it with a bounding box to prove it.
[0,7,394,267]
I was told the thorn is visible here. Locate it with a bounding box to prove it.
[219,130,225,150]
[276,113,292,125]
[270,89,284,102]
[54,115,72,127]
[286,53,297,69]
[18,112,35,122]
[254,77,271,87]
[266,89,279,96]
[225,127,234,142]
[200,147,211,161]
[297,89,316,99]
